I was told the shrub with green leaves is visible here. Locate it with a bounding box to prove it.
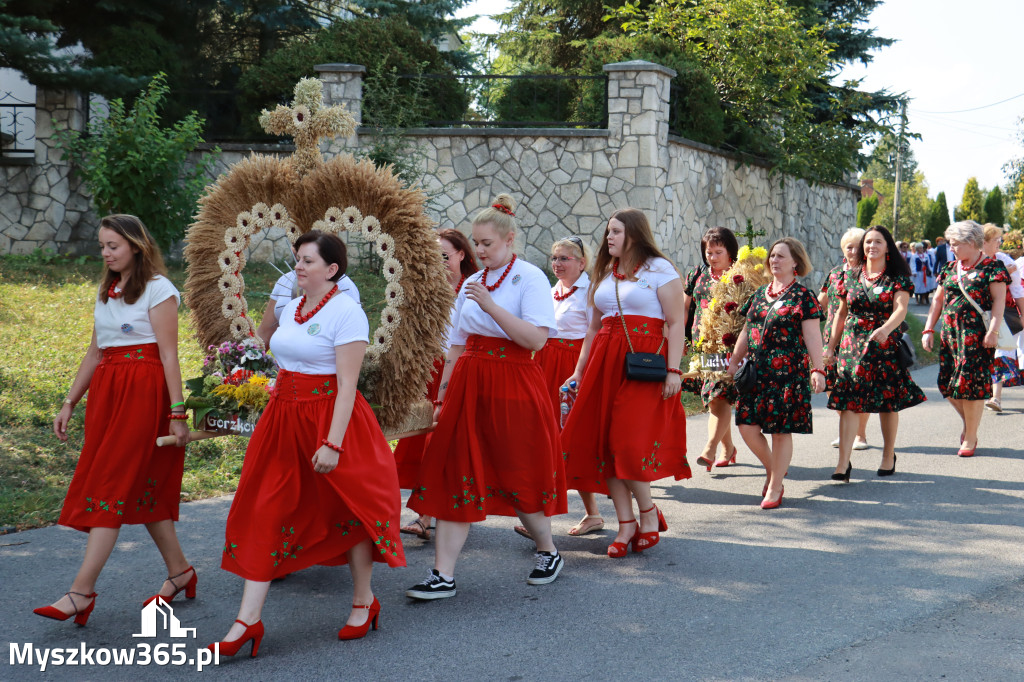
[54,73,219,251]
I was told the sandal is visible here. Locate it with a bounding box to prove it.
[400,518,432,540]
[513,525,533,540]
[567,515,605,536]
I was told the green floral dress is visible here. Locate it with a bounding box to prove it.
[684,265,738,405]
[826,269,926,413]
[935,257,1011,400]
[820,264,846,391]
[735,283,823,434]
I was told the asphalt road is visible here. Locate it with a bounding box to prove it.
[3,362,1023,681]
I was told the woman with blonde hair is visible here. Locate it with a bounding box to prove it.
[35,215,194,626]
[406,194,567,600]
[727,237,826,508]
[820,227,870,451]
[514,235,604,538]
[923,221,1009,457]
[561,208,689,558]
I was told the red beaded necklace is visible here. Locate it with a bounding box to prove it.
[766,278,796,299]
[294,284,339,324]
[481,254,516,292]
[107,277,122,299]
[612,259,641,280]
[710,266,726,280]
[862,267,884,283]
[552,283,579,302]
[454,275,467,293]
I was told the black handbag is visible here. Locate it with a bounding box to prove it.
[733,357,757,393]
[615,277,668,382]
[896,334,915,369]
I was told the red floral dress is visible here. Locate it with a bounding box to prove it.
[935,258,1011,400]
[826,269,926,413]
[735,283,823,433]
[683,265,738,405]
[820,264,846,391]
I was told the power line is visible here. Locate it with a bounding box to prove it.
[916,92,1024,115]
[915,112,1017,132]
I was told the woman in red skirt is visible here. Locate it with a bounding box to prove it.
[34,215,193,626]
[515,235,604,538]
[406,194,567,600]
[397,228,478,540]
[208,230,404,656]
[561,208,689,558]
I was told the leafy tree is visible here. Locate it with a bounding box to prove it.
[956,177,984,223]
[347,0,476,70]
[863,132,918,186]
[1010,179,1024,232]
[54,74,219,251]
[856,195,878,228]
[983,186,1005,226]
[924,191,950,242]
[870,172,932,242]
[0,0,140,95]
[237,17,469,136]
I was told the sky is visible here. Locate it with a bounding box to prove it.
[459,0,1024,210]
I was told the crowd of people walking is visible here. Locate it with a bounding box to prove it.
[32,204,1022,657]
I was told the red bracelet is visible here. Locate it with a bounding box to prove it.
[810,368,826,378]
[168,413,189,421]
[321,438,344,454]
[922,329,935,335]
[432,399,443,407]
[667,367,683,376]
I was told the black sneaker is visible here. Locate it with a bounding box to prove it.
[527,551,563,585]
[405,569,456,600]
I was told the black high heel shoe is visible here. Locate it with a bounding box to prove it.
[830,462,852,482]
[877,454,897,477]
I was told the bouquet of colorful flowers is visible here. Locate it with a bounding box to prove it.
[689,244,771,379]
[184,338,278,432]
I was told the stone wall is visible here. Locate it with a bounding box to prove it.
[0,89,98,255]
[2,61,858,286]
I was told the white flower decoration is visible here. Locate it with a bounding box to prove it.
[384,281,405,307]
[291,104,311,128]
[380,307,401,330]
[361,215,382,240]
[374,233,396,258]
[236,211,256,237]
[218,249,241,274]
[382,257,403,283]
[251,203,271,230]
[269,203,289,225]
[341,206,362,231]
[218,273,243,297]
[224,227,243,249]
[230,316,251,339]
[221,296,244,319]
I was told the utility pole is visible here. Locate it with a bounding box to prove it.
[892,100,908,241]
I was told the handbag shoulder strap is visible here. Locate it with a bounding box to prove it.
[614,274,665,354]
[954,265,986,317]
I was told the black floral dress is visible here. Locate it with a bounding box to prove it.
[684,265,738,405]
[820,264,846,391]
[935,258,1011,400]
[826,269,926,413]
[735,283,823,433]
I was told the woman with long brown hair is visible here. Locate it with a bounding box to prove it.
[561,208,689,558]
[35,215,194,626]
[397,228,478,540]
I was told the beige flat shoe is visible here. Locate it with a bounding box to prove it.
[567,515,605,536]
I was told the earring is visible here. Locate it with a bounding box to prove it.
[885,252,889,261]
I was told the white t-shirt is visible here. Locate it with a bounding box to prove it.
[94,275,180,349]
[271,271,361,321]
[995,252,1023,299]
[449,257,555,345]
[593,257,680,320]
[270,293,369,374]
[552,272,592,339]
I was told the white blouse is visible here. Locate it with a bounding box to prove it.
[552,272,592,339]
[270,293,369,374]
[449,258,556,346]
[593,257,680,320]
[271,271,361,321]
[94,275,180,349]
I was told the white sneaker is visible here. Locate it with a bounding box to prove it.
[852,438,869,450]
[985,398,1002,412]
[831,437,840,448]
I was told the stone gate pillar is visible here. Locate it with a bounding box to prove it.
[315,63,366,153]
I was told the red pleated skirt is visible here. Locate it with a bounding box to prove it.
[409,335,567,522]
[561,316,690,494]
[534,336,584,426]
[59,344,185,532]
[221,369,405,581]
[393,356,445,489]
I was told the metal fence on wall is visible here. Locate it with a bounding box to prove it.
[0,91,35,163]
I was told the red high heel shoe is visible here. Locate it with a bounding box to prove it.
[33,591,97,626]
[695,454,714,472]
[714,447,738,467]
[632,505,667,552]
[143,566,197,607]
[607,519,638,558]
[207,619,263,658]
[338,596,381,640]
[761,487,784,510]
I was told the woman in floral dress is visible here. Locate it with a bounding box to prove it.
[824,226,926,480]
[727,237,826,509]
[682,226,740,470]
[923,221,1009,457]
[819,227,870,451]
